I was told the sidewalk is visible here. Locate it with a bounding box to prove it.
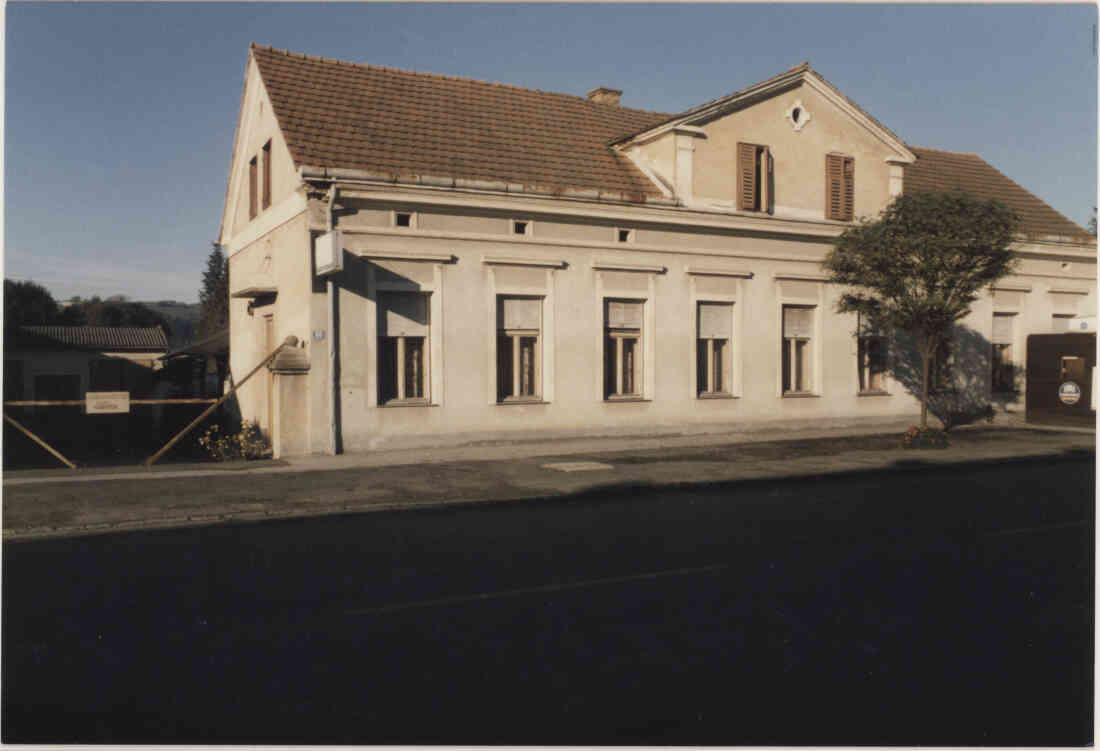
[3,418,1094,541]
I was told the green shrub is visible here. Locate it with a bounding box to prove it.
[197,420,270,461]
[901,425,949,449]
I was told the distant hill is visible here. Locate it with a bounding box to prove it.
[137,301,201,349]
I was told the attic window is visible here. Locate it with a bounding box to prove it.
[618,229,633,243]
[791,107,801,124]
[395,212,413,228]
[513,220,529,236]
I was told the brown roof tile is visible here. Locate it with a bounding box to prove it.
[16,326,169,352]
[905,146,1093,243]
[252,44,672,199]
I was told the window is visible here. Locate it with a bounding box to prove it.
[513,220,529,236]
[378,292,430,404]
[991,313,1015,393]
[604,299,643,399]
[395,212,413,228]
[248,156,258,220]
[737,142,771,213]
[930,338,953,392]
[697,302,732,396]
[781,305,814,394]
[617,228,633,243]
[857,313,888,393]
[825,153,855,221]
[497,297,542,402]
[1053,313,1075,332]
[261,140,272,210]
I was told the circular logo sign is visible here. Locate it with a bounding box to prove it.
[1058,381,1081,405]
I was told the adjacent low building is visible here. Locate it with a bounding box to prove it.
[219,44,1097,457]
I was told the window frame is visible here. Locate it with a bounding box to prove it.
[737,142,772,214]
[856,313,889,395]
[825,153,855,222]
[261,140,272,211]
[781,304,816,396]
[696,301,734,398]
[376,290,433,407]
[991,312,1017,394]
[496,295,543,403]
[604,298,645,400]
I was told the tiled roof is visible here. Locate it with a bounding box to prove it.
[905,147,1093,243]
[16,326,169,352]
[251,44,672,200]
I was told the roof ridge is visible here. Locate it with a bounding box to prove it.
[910,145,981,158]
[250,43,666,115]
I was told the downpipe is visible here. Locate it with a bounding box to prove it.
[326,185,342,455]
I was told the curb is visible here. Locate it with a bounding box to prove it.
[4,446,1092,543]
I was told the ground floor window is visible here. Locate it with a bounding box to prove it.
[991,313,1016,393]
[605,299,643,399]
[378,292,431,404]
[497,296,542,401]
[697,301,732,396]
[930,337,953,393]
[782,305,814,394]
[857,313,887,393]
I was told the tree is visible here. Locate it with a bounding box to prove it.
[822,192,1019,429]
[4,279,61,331]
[198,243,229,339]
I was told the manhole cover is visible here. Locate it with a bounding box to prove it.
[541,461,615,473]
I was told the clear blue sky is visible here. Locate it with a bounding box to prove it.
[6,2,1097,303]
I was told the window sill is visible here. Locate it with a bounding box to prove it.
[698,393,737,400]
[858,390,891,397]
[496,398,549,406]
[380,399,436,408]
[605,396,651,403]
[782,392,820,399]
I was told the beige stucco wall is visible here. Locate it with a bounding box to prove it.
[228,212,311,439]
[226,58,300,238]
[227,189,1096,457]
[691,82,896,221]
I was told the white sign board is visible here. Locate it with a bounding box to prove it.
[315,230,344,276]
[86,391,130,414]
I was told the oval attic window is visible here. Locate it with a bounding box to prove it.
[791,107,801,123]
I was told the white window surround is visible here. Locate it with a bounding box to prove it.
[485,261,559,406]
[365,258,445,408]
[688,273,745,399]
[776,279,825,397]
[595,268,658,401]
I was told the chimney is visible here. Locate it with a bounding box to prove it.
[587,86,623,107]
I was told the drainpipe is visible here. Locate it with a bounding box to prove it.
[326,185,341,455]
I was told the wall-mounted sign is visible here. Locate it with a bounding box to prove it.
[86,391,130,414]
[1058,381,1081,406]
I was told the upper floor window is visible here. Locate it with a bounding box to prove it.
[737,142,772,213]
[248,156,258,220]
[262,140,272,210]
[825,153,855,221]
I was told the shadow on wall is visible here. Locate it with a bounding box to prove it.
[891,325,996,431]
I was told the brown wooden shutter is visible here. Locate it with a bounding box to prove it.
[842,157,854,221]
[249,156,258,219]
[737,142,758,211]
[262,141,272,210]
[825,154,843,220]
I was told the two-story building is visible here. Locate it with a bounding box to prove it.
[219,44,1096,457]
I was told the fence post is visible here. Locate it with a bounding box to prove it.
[144,336,299,467]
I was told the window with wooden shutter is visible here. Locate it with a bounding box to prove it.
[737,142,770,212]
[826,153,854,221]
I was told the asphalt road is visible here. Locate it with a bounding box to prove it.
[3,457,1093,745]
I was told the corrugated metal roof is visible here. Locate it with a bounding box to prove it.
[16,326,169,352]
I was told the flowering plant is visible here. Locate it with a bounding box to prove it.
[197,421,270,461]
[901,425,949,449]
